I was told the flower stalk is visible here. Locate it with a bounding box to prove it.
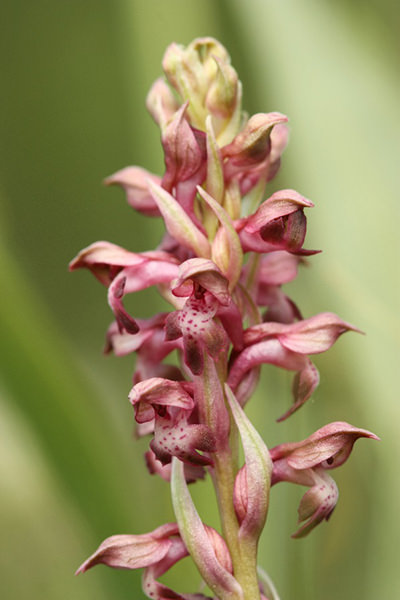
[71,37,379,599]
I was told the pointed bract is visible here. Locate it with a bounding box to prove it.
[197,186,243,290]
[171,458,243,599]
[226,385,272,540]
[148,180,211,258]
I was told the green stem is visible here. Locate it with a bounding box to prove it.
[212,447,240,560]
[198,347,263,598]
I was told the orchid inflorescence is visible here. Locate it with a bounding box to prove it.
[71,38,378,600]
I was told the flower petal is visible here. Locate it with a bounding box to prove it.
[222,112,288,174]
[228,338,307,391]
[151,413,215,467]
[255,251,302,287]
[278,312,361,354]
[277,360,319,422]
[292,469,338,538]
[129,378,195,416]
[172,258,230,306]
[76,523,180,574]
[107,259,179,333]
[287,422,379,470]
[69,241,145,285]
[270,421,379,471]
[145,449,206,483]
[237,189,316,255]
[104,166,161,216]
[245,189,314,231]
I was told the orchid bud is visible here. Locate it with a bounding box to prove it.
[146,76,180,131]
[203,525,233,574]
[189,36,231,79]
[163,37,236,131]
[162,42,185,93]
[162,41,206,129]
[233,465,248,524]
[205,57,239,119]
[161,103,204,193]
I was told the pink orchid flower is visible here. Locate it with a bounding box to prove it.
[270,421,379,537]
[236,189,318,256]
[129,377,216,466]
[165,258,240,375]
[69,241,179,333]
[104,166,162,217]
[76,521,231,600]
[228,312,359,417]
[105,313,183,382]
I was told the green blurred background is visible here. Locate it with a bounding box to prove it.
[1,1,399,598]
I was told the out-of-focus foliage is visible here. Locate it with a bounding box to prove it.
[0,1,398,599]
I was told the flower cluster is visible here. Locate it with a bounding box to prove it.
[71,38,378,600]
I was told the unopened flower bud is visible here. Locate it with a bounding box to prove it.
[162,42,185,92]
[162,38,235,131]
[233,465,248,524]
[204,525,233,573]
[205,57,238,119]
[146,77,180,131]
[161,103,204,192]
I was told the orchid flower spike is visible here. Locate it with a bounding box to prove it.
[72,36,379,600]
